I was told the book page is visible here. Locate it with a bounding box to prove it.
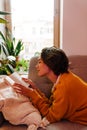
[5,72,29,88]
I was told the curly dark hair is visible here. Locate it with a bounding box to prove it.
[41,46,69,76]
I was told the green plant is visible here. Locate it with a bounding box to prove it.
[0,60,15,75]
[16,58,29,72]
[0,28,24,58]
[0,28,24,75]
[0,11,10,23]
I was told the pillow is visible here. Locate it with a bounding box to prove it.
[28,56,53,98]
[69,55,87,82]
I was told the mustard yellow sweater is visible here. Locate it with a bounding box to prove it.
[30,71,87,125]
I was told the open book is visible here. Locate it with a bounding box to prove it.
[0,72,29,99]
[4,72,29,88]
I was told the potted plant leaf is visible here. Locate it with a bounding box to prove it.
[0,28,24,58]
[0,11,10,23]
[0,28,24,75]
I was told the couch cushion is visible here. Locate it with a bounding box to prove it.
[0,121,27,130]
[69,55,87,82]
[28,56,53,98]
[38,120,87,130]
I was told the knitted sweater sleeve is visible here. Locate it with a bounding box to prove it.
[30,82,68,123]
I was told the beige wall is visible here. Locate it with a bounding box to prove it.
[62,0,87,55]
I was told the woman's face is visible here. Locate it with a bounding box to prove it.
[36,57,51,77]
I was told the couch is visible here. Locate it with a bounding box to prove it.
[0,55,87,130]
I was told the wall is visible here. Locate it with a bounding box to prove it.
[62,0,87,55]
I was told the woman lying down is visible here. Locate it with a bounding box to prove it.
[0,72,48,130]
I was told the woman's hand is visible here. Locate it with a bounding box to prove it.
[22,78,37,89]
[13,78,40,99]
[40,117,50,128]
[13,83,33,97]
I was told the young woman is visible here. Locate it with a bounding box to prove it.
[13,46,87,127]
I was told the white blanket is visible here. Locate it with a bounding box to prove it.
[0,73,42,130]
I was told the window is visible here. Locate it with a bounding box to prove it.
[11,0,54,60]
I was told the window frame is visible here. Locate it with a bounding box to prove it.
[4,0,59,47]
